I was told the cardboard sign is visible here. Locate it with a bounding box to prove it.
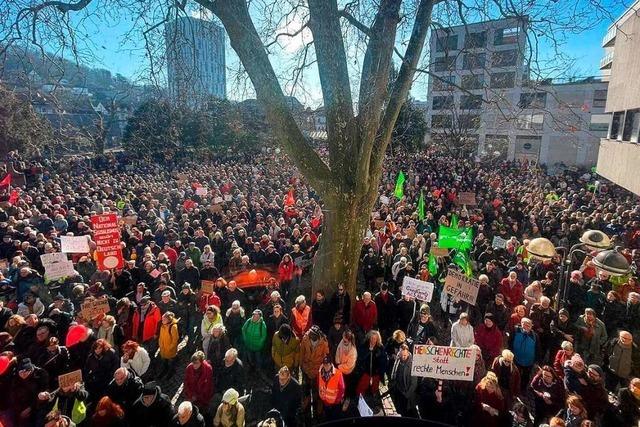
[201,280,215,294]
[412,345,476,381]
[60,236,90,253]
[444,269,480,305]
[44,260,76,280]
[213,197,223,204]
[58,370,83,389]
[492,235,507,249]
[456,192,477,206]
[81,299,111,319]
[430,246,449,257]
[91,213,124,270]
[401,277,434,302]
[196,187,208,196]
[379,195,390,205]
[123,215,138,226]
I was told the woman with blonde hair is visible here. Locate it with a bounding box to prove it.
[474,371,506,427]
[97,315,124,348]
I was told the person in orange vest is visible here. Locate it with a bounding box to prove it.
[318,355,345,420]
[291,295,312,339]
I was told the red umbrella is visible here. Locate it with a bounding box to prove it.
[66,324,88,348]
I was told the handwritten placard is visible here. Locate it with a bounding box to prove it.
[81,299,111,319]
[444,269,480,305]
[492,236,507,249]
[58,369,83,389]
[412,345,476,381]
[60,236,90,253]
[201,280,215,294]
[402,277,434,302]
[456,192,477,206]
[430,246,449,257]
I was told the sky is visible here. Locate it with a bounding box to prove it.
[64,1,624,106]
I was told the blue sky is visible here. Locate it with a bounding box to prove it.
[71,2,621,105]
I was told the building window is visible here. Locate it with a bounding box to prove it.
[490,72,516,89]
[519,92,547,109]
[461,74,485,90]
[610,111,624,140]
[458,114,481,129]
[460,95,483,110]
[431,114,453,128]
[589,113,611,133]
[622,109,640,142]
[433,75,457,91]
[464,31,486,49]
[436,33,459,52]
[432,95,454,110]
[463,53,486,70]
[516,113,544,130]
[434,55,457,72]
[492,49,518,67]
[593,89,607,109]
[494,26,520,45]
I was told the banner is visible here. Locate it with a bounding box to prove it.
[58,370,83,389]
[402,277,434,302]
[60,236,90,253]
[412,345,476,381]
[81,299,111,319]
[492,235,507,249]
[91,213,124,270]
[444,269,480,305]
[201,280,215,294]
[456,192,477,206]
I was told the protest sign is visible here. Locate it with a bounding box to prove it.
[379,195,390,205]
[213,196,223,204]
[492,235,507,249]
[123,215,138,226]
[60,236,90,254]
[401,277,434,302]
[411,345,476,381]
[196,187,208,196]
[44,260,76,280]
[444,269,480,305]
[41,252,68,266]
[456,192,477,206]
[149,269,161,279]
[430,246,449,257]
[91,213,124,270]
[224,194,233,202]
[58,370,83,389]
[81,299,111,319]
[201,280,215,294]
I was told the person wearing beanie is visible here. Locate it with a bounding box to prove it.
[131,381,176,426]
[213,388,245,427]
[242,309,267,371]
[581,364,609,423]
[300,325,329,407]
[271,323,300,372]
[11,357,50,426]
[475,313,504,368]
[177,281,198,351]
[563,353,588,395]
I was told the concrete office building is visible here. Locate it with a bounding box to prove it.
[596,0,640,195]
[165,16,226,105]
[426,17,609,166]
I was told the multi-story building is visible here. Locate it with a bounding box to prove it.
[426,17,609,167]
[165,16,226,106]
[596,0,640,195]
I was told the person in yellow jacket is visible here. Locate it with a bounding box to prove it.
[271,323,300,373]
[158,311,179,379]
[318,355,345,420]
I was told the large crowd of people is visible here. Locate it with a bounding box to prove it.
[0,147,639,427]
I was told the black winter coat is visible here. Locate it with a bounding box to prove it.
[130,386,175,427]
[271,376,302,425]
[106,369,143,411]
[84,348,119,399]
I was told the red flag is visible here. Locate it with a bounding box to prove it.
[8,190,19,205]
[284,189,295,207]
[0,174,11,188]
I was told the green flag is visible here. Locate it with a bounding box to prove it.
[428,253,439,276]
[587,183,596,192]
[452,250,473,277]
[394,171,406,199]
[591,166,597,173]
[438,224,473,250]
[450,214,458,229]
[418,191,425,221]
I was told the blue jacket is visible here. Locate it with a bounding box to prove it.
[510,326,538,367]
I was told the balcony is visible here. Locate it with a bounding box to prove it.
[600,51,614,70]
[602,26,617,47]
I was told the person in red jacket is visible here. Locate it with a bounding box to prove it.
[278,254,295,302]
[498,272,524,309]
[183,350,214,413]
[163,243,178,267]
[131,296,162,355]
[475,313,504,368]
[352,292,378,335]
[197,290,221,314]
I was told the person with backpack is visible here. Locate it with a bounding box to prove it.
[158,311,179,379]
